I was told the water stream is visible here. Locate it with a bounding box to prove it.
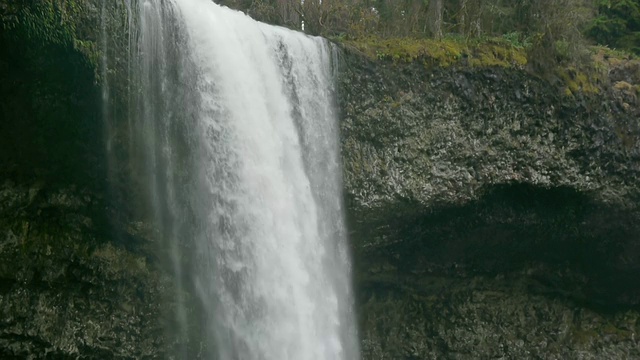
[120,0,359,358]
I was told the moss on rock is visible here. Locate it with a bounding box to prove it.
[340,36,528,68]
[338,42,640,359]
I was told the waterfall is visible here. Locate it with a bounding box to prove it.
[121,0,359,358]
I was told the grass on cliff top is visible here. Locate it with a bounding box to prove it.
[338,35,640,97]
[559,45,640,96]
[338,35,528,68]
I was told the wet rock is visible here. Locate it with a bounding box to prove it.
[0,183,168,359]
[338,49,640,358]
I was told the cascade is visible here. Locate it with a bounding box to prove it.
[113,0,360,358]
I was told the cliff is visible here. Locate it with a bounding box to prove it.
[338,45,640,358]
[0,1,170,358]
[1,2,639,358]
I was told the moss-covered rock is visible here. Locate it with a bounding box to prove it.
[0,0,104,189]
[0,1,176,358]
[337,43,640,358]
[0,181,168,358]
[340,36,528,68]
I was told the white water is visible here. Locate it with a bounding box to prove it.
[129,0,359,359]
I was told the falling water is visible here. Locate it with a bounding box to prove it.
[122,0,359,358]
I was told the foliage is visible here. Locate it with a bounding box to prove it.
[3,0,637,100]
[215,0,640,95]
[516,0,594,72]
[0,0,103,187]
[2,0,77,43]
[557,66,600,95]
[220,0,615,67]
[0,0,98,68]
[586,0,640,54]
[501,32,532,49]
[341,35,528,68]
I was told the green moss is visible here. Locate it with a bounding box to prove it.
[74,39,100,70]
[591,45,638,61]
[557,66,600,95]
[340,36,527,69]
[468,42,528,68]
[338,36,640,96]
[1,1,99,72]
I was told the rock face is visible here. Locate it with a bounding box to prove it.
[0,1,172,358]
[338,50,640,358]
[0,182,167,359]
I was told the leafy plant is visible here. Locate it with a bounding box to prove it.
[501,32,532,49]
[587,0,640,54]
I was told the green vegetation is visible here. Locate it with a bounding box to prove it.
[3,0,639,100]
[340,35,527,68]
[556,65,601,95]
[339,32,640,99]
[3,0,637,92]
[1,0,98,69]
[587,0,640,55]
[2,1,77,43]
[219,0,640,84]
[267,0,640,96]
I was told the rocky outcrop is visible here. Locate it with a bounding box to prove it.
[338,50,640,358]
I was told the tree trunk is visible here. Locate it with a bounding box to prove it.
[427,0,443,39]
